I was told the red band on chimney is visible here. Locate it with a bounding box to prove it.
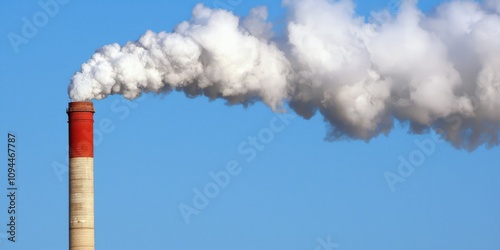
[67,102,95,158]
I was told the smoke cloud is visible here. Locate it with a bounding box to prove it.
[69,0,500,150]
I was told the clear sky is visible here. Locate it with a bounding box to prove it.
[1,0,499,249]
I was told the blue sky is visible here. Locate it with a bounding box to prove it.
[1,0,500,249]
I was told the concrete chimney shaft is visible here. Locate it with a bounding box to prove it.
[67,102,95,250]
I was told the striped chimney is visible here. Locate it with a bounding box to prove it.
[67,102,95,250]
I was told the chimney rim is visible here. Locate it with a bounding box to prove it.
[67,101,95,113]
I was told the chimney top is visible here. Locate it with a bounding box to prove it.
[67,101,95,113]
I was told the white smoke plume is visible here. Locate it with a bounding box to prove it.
[69,0,500,150]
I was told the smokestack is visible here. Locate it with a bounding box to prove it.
[67,102,95,250]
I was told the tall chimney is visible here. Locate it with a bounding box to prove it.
[67,102,95,250]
